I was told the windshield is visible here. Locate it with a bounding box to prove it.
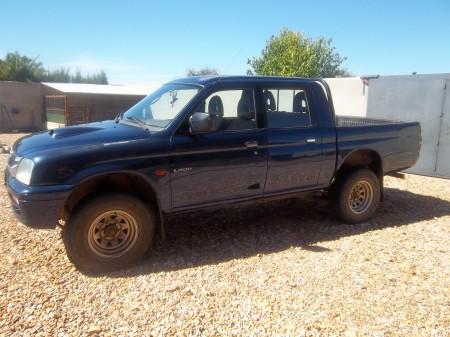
[123,83,200,128]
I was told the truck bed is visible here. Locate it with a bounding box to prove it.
[335,116,405,127]
[335,116,421,175]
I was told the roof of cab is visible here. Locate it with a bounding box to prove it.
[169,75,317,86]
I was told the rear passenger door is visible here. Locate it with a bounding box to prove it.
[262,87,323,193]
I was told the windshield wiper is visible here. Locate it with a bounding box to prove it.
[125,116,148,128]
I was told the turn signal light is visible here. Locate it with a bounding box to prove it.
[154,169,168,177]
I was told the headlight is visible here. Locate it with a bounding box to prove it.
[15,158,35,185]
[8,155,21,177]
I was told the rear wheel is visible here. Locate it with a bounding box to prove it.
[63,194,155,274]
[333,169,380,223]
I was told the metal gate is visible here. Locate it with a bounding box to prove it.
[67,106,90,125]
[45,95,67,125]
[436,80,450,177]
[364,75,450,178]
[45,96,90,126]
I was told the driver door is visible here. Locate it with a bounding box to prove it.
[169,88,268,209]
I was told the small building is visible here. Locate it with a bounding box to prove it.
[0,81,159,132]
[42,83,159,129]
[0,81,45,132]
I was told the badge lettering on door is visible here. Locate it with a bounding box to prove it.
[173,167,192,173]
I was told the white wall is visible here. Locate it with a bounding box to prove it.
[325,77,368,117]
[0,81,44,131]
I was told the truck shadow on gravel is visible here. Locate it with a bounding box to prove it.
[115,187,450,277]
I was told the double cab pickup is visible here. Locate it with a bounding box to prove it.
[5,76,421,272]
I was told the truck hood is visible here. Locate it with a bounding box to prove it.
[14,121,150,157]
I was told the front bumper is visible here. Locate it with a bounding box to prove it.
[6,175,73,228]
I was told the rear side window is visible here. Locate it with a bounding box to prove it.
[263,89,312,128]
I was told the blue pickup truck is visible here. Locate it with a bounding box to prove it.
[5,76,421,272]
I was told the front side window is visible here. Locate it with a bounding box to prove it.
[194,89,257,132]
[124,84,199,129]
[263,88,312,128]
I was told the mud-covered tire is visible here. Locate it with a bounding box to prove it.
[333,169,380,224]
[62,194,155,274]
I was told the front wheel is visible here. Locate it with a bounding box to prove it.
[333,169,381,224]
[62,194,155,274]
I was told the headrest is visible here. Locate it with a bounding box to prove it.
[237,90,255,120]
[208,95,224,117]
[263,90,276,111]
[293,91,308,113]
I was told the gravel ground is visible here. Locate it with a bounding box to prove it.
[0,133,449,337]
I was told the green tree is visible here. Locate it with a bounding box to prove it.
[0,52,46,82]
[44,67,71,82]
[0,51,109,84]
[83,70,108,84]
[187,67,219,76]
[44,68,108,84]
[66,70,108,84]
[248,28,349,78]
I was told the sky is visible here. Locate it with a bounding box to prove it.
[1,0,450,85]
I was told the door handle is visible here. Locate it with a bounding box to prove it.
[245,140,258,148]
[305,138,317,144]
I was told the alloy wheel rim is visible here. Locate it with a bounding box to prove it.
[87,210,139,258]
[348,180,374,214]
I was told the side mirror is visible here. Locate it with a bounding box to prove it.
[189,112,212,134]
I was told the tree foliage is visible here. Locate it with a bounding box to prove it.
[248,29,349,78]
[43,67,71,82]
[0,52,109,84]
[45,68,108,84]
[186,67,219,76]
[0,52,46,82]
